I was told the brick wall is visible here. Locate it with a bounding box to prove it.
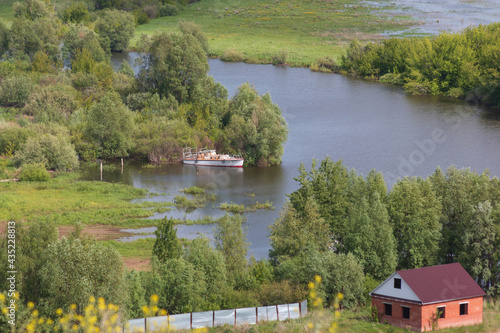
[421,297,483,331]
[371,296,483,332]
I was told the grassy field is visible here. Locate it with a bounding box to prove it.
[135,0,416,66]
[0,0,15,27]
[0,172,172,227]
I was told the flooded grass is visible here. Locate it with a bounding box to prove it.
[0,172,173,227]
[218,201,274,214]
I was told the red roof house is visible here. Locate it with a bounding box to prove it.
[370,263,486,331]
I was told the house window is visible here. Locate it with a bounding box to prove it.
[460,303,468,316]
[437,306,446,319]
[394,278,402,289]
[402,306,410,319]
[384,303,392,316]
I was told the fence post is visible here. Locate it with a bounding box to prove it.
[276,305,279,322]
[190,312,193,329]
[299,301,302,318]
[234,309,236,326]
[144,317,146,333]
[213,310,215,328]
[256,307,258,323]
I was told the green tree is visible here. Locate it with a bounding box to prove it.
[95,10,134,52]
[152,217,181,263]
[137,31,209,103]
[388,177,442,269]
[38,237,127,313]
[9,17,60,61]
[23,83,79,124]
[223,83,288,166]
[12,133,79,171]
[458,201,498,293]
[183,236,228,309]
[0,22,9,56]
[178,21,209,54]
[269,198,330,265]
[288,158,351,238]
[62,2,90,23]
[84,91,135,158]
[14,0,51,21]
[63,24,108,64]
[214,214,250,287]
[343,194,397,279]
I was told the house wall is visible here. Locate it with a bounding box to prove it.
[371,296,422,331]
[371,296,484,332]
[421,297,483,331]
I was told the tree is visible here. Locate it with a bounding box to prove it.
[84,91,135,158]
[458,201,498,293]
[183,236,228,309]
[63,24,108,64]
[388,177,442,269]
[38,237,127,313]
[23,83,79,124]
[8,17,60,61]
[14,0,51,21]
[152,217,181,263]
[178,21,209,54]
[343,194,397,279]
[223,83,288,166]
[269,199,330,265]
[95,10,134,52]
[214,214,250,287]
[62,2,90,23]
[137,31,209,103]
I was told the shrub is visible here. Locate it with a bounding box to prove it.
[158,4,179,17]
[0,127,33,155]
[95,10,135,51]
[22,84,79,124]
[0,75,34,107]
[133,10,150,25]
[311,56,339,72]
[18,162,50,182]
[221,48,245,62]
[271,49,289,65]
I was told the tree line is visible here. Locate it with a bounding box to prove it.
[314,23,500,108]
[0,0,288,179]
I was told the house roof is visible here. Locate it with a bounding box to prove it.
[371,263,486,304]
[398,263,485,304]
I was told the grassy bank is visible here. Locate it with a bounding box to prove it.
[134,0,416,66]
[0,172,172,227]
[0,0,15,27]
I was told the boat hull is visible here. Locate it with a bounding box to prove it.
[183,159,244,167]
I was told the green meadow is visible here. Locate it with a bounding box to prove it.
[135,0,416,66]
[0,172,172,227]
[0,0,15,27]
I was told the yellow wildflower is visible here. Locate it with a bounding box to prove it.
[32,309,39,317]
[47,318,54,325]
[89,296,96,303]
[314,275,322,284]
[70,303,77,310]
[26,323,35,333]
[337,293,344,300]
[150,294,159,303]
[55,308,63,316]
[13,292,19,300]
[2,308,8,315]
[27,301,35,309]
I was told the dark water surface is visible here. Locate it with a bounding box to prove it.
[102,58,500,259]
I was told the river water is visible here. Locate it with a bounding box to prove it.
[101,56,500,259]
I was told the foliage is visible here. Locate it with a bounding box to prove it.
[38,236,128,314]
[221,48,245,62]
[137,29,209,103]
[340,23,500,107]
[222,83,288,166]
[23,83,79,124]
[152,217,181,263]
[0,126,33,155]
[95,9,135,52]
[18,162,50,181]
[388,177,442,269]
[83,91,135,158]
[271,49,289,65]
[61,2,90,23]
[158,4,179,17]
[0,74,34,107]
[62,24,109,64]
[12,133,79,171]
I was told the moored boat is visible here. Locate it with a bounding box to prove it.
[183,147,244,167]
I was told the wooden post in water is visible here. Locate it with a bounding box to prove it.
[100,162,103,181]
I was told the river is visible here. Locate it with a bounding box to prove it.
[101,55,500,259]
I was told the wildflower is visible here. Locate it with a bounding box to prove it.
[27,301,35,309]
[47,318,54,325]
[308,282,315,290]
[32,309,39,317]
[89,296,96,303]
[307,322,314,329]
[38,318,45,324]
[314,275,322,284]
[150,294,159,303]
[142,306,150,315]
[0,294,5,302]
[55,308,63,316]
[337,293,344,300]
[13,292,19,300]
[26,323,35,333]
[160,309,168,316]
[72,324,79,331]
[2,308,8,315]
[70,303,77,310]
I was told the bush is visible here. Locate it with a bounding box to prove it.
[311,56,339,72]
[0,75,34,107]
[18,162,50,182]
[133,10,150,25]
[271,49,289,65]
[95,10,135,51]
[0,127,33,155]
[158,4,179,17]
[221,48,245,62]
